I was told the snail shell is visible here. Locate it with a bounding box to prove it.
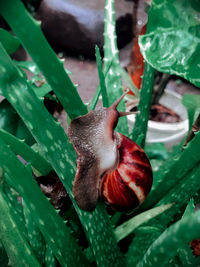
[100,133,153,212]
[68,91,153,211]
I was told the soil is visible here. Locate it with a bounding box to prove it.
[149,104,181,123]
[128,102,182,124]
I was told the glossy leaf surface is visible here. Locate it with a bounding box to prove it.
[139,0,200,87]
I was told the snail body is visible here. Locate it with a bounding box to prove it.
[68,92,153,211]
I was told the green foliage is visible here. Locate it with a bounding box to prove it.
[131,63,155,147]
[139,0,200,88]
[0,185,41,267]
[114,204,173,242]
[0,28,20,55]
[182,94,200,130]
[0,0,87,119]
[0,99,35,145]
[0,129,51,175]
[0,0,199,266]
[137,211,200,267]
[103,0,128,135]
[95,46,109,108]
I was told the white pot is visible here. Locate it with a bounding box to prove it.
[127,90,189,148]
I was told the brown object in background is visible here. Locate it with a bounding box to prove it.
[190,239,200,257]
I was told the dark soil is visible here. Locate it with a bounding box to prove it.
[149,104,181,123]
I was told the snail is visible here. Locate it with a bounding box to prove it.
[68,91,153,211]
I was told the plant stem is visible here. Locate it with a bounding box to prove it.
[0,0,87,119]
[151,73,170,105]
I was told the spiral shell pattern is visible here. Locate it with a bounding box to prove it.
[100,133,153,211]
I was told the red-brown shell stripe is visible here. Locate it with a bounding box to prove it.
[100,134,153,211]
[100,169,140,211]
[118,134,152,196]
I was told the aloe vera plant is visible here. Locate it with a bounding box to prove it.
[0,0,200,266]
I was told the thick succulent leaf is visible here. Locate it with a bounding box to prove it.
[0,129,51,175]
[0,99,35,145]
[89,60,113,111]
[145,143,169,161]
[95,46,109,108]
[0,0,87,119]
[118,66,140,97]
[141,131,200,209]
[15,60,40,75]
[3,183,27,238]
[0,241,9,267]
[137,211,200,267]
[154,164,200,229]
[103,0,128,134]
[114,203,173,242]
[182,199,195,219]
[15,118,35,145]
[0,139,88,267]
[0,99,19,134]
[45,245,56,267]
[0,28,20,55]
[23,200,46,264]
[32,83,52,98]
[139,0,200,87]
[182,94,200,130]
[0,189,41,267]
[177,200,200,267]
[128,165,200,266]
[0,42,124,267]
[127,227,162,266]
[131,63,155,147]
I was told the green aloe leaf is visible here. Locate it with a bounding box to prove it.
[131,63,155,147]
[15,60,40,75]
[0,42,124,267]
[127,227,162,267]
[45,245,56,267]
[137,211,200,267]
[114,203,173,242]
[142,131,200,209]
[0,28,20,55]
[155,164,200,227]
[0,138,88,267]
[118,66,139,97]
[0,241,9,267]
[3,183,27,238]
[0,0,87,119]
[23,200,46,264]
[89,60,113,111]
[145,143,169,161]
[177,200,200,267]
[0,129,51,175]
[0,99,19,134]
[139,0,200,87]
[95,46,109,108]
[0,188,41,267]
[182,94,200,130]
[103,0,128,134]
[0,99,35,145]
